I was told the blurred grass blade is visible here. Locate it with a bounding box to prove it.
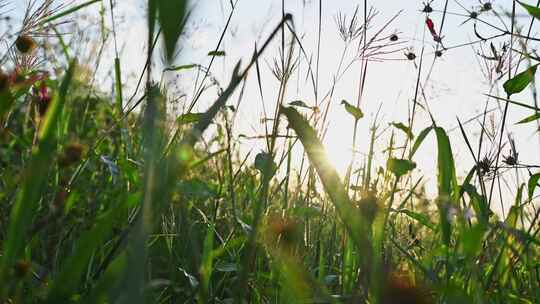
[0,62,75,289]
[114,58,123,115]
[410,126,433,158]
[517,1,540,20]
[40,0,101,25]
[157,0,187,62]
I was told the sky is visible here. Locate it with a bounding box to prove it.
[8,0,540,212]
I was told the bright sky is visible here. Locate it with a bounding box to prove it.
[8,0,540,211]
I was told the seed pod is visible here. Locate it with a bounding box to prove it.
[59,142,85,167]
[422,3,433,13]
[14,260,30,278]
[15,35,37,54]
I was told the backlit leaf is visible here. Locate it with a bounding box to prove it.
[503,64,538,96]
[341,100,364,120]
[387,158,416,177]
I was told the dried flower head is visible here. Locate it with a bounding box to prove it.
[59,142,85,167]
[15,34,37,54]
[481,1,493,12]
[14,260,30,278]
[405,51,416,61]
[422,1,434,13]
[478,156,493,176]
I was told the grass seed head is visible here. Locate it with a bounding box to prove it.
[422,2,434,13]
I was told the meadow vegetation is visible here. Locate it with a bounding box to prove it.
[1,0,540,303]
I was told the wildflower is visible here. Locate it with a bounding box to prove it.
[464,207,475,221]
[15,35,37,54]
[35,82,51,116]
[426,17,442,42]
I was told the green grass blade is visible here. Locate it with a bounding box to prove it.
[280,106,368,256]
[40,0,101,25]
[0,62,75,290]
[45,202,128,302]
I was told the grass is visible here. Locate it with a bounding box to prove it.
[0,0,540,303]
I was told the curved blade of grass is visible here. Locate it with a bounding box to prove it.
[0,62,75,290]
[280,106,368,252]
[528,173,540,201]
[410,126,433,158]
[503,64,538,96]
[435,127,458,198]
[434,127,459,246]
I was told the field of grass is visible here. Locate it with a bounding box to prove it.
[1,0,540,303]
